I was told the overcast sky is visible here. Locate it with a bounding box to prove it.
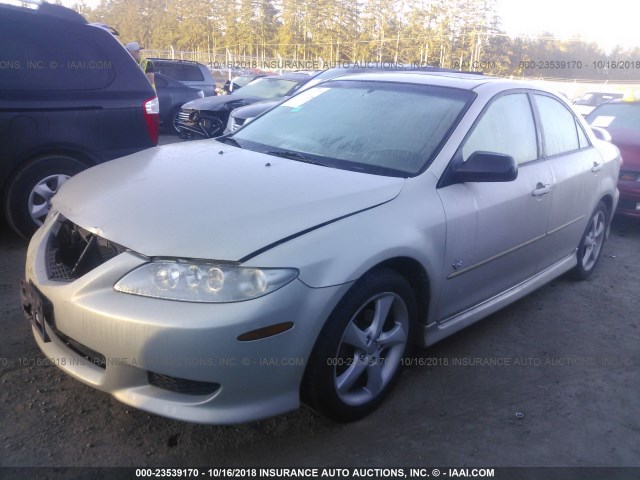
[497,0,640,51]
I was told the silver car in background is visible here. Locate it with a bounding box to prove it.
[22,72,620,424]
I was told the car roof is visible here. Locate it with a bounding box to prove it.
[325,71,570,97]
[580,91,623,96]
[603,99,640,105]
[258,73,316,82]
[148,58,208,68]
[0,1,87,23]
[325,71,499,90]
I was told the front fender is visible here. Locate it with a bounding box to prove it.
[246,173,446,315]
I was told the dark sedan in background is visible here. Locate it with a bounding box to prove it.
[177,73,317,138]
[154,73,204,134]
[586,97,640,218]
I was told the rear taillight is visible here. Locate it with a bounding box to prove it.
[143,96,159,145]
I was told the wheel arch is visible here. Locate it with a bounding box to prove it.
[2,150,94,238]
[599,193,614,217]
[1,147,96,197]
[598,193,615,237]
[355,256,431,338]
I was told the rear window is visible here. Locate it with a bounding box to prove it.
[0,19,116,91]
[154,63,205,82]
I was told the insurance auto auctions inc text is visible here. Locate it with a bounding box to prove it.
[220,467,495,478]
[212,61,428,70]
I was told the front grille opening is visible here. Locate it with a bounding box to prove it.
[178,109,195,124]
[148,371,220,396]
[53,327,106,369]
[47,219,125,281]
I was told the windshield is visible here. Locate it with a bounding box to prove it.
[586,103,640,130]
[233,77,300,99]
[232,75,259,87]
[230,80,474,176]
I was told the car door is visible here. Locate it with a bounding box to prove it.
[532,92,602,268]
[436,91,553,321]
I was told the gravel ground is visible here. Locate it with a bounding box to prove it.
[1,203,639,472]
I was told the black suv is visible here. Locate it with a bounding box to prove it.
[149,59,217,97]
[0,2,159,238]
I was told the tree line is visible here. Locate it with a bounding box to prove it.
[72,0,640,81]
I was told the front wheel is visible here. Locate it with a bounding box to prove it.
[3,155,87,239]
[572,201,608,280]
[170,108,182,135]
[302,269,416,422]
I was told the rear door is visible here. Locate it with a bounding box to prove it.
[531,93,601,268]
[437,91,553,321]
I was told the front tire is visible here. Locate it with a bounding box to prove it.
[302,269,417,422]
[3,155,87,239]
[572,201,608,280]
[170,108,182,135]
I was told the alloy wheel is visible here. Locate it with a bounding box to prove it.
[333,292,409,407]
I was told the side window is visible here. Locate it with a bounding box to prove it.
[155,64,204,82]
[462,93,538,164]
[576,120,590,149]
[184,65,205,81]
[534,94,581,156]
[154,63,177,78]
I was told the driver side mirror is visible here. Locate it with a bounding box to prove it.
[451,151,518,183]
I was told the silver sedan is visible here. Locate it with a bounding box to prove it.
[22,72,620,424]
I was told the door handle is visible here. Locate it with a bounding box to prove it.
[532,182,551,197]
[591,162,603,172]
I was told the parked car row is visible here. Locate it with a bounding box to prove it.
[0,2,274,238]
[223,64,469,134]
[176,72,318,138]
[0,2,159,239]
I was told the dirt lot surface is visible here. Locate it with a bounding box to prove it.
[1,209,639,472]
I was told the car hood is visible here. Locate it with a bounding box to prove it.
[53,141,405,261]
[608,128,640,170]
[182,94,266,113]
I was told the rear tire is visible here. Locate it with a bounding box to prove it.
[302,268,416,422]
[3,155,87,239]
[572,201,608,280]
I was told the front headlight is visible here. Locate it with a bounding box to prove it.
[114,260,299,303]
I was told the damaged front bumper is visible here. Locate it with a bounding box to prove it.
[176,108,225,138]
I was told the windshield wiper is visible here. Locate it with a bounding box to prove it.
[218,136,243,148]
[266,149,326,166]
